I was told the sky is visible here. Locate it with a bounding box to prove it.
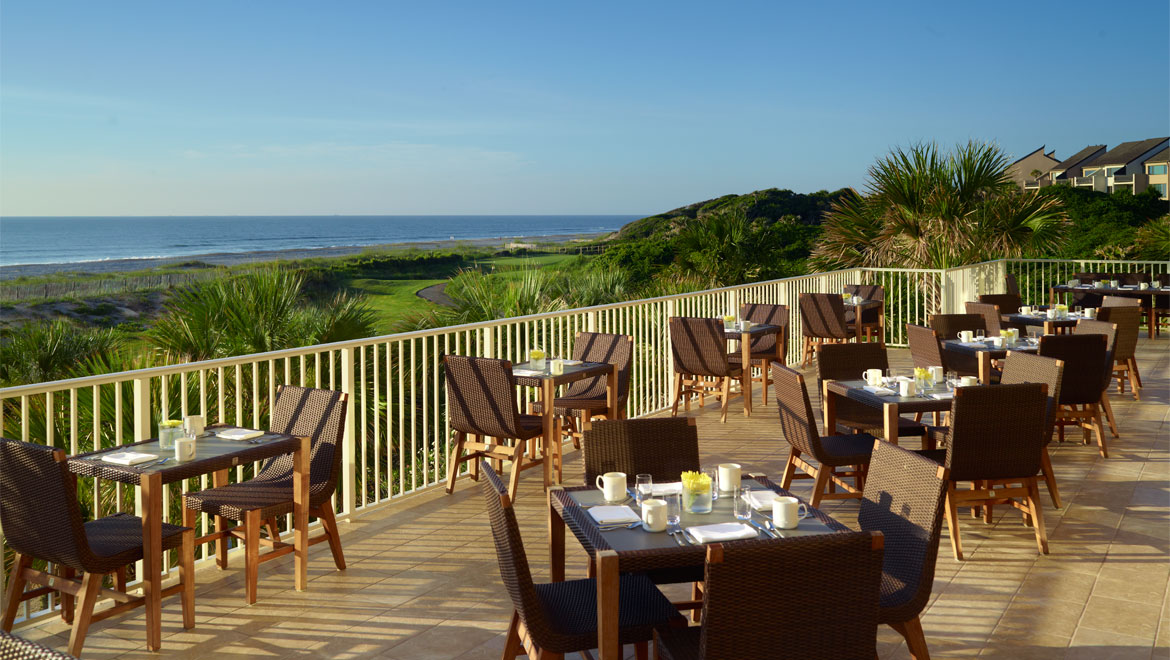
[1,1,1168,217]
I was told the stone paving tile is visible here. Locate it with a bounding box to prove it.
[8,339,1168,659]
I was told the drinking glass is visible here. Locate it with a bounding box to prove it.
[664,492,682,526]
[1074,306,1083,315]
[734,487,753,521]
[635,474,653,507]
[701,466,719,500]
[975,329,985,340]
[946,371,960,392]
[885,368,899,386]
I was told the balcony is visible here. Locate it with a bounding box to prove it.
[3,258,1169,658]
[1072,176,1098,187]
[1113,173,1136,185]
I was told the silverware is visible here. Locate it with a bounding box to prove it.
[746,519,776,538]
[667,527,685,546]
[139,457,170,469]
[682,529,701,545]
[598,521,641,531]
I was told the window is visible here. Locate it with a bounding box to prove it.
[1148,164,1168,175]
[1083,168,1100,177]
[1104,167,1121,177]
[1152,183,1167,198]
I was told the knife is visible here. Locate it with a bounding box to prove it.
[747,519,777,538]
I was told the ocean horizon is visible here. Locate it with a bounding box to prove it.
[0,215,638,267]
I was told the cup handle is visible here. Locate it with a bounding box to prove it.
[798,503,810,520]
[596,475,604,491]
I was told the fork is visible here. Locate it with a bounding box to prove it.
[667,527,685,546]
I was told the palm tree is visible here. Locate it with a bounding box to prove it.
[675,209,765,287]
[0,320,123,386]
[811,141,1068,270]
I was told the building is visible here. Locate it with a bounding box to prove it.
[1143,147,1168,198]
[1024,145,1105,190]
[1072,137,1169,194]
[1006,146,1060,188]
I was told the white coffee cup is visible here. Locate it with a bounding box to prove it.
[595,472,627,503]
[899,380,916,397]
[929,366,944,383]
[1084,307,1097,319]
[174,437,196,462]
[1020,306,1032,315]
[641,499,667,532]
[1094,281,1105,289]
[958,330,974,343]
[773,496,810,530]
[1139,282,1149,290]
[959,376,979,387]
[183,415,205,438]
[740,320,752,331]
[717,463,741,493]
[1046,308,1058,319]
[1110,280,1119,288]
[989,336,1003,348]
[864,368,883,386]
[550,359,565,375]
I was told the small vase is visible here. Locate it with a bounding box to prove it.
[685,485,713,514]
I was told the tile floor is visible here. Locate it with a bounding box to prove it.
[10,339,1169,659]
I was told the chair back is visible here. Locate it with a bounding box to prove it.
[1117,272,1151,285]
[859,441,949,624]
[978,293,1021,315]
[1005,272,1020,296]
[942,383,1048,482]
[1073,320,1118,392]
[1039,333,1109,405]
[563,332,633,405]
[799,293,851,340]
[739,303,789,358]
[964,302,1003,334]
[697,533,883,659]
[929,313,985,340]
[0,438,93,573]
[771,364,826,458]
[1070,273,1106,307]
[845,284,884,323]
[582,419,700,486]
[260,386,349,505]
[1101,295,1140,308]
[444,355,524,438]
[907,324,946,370]
[669,317,732,378]
[815,342,888,430]
[478,460,548,642]
[1096,305,1140,362]
[1000,353,1064,444]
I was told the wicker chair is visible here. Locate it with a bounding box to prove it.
[1072,319,1121,443]
[907,322,979,381]
[922,383,1051,561]
[978,293,1022,315]
[1101,295,1140,308]
[772,364,875,507]
[654,532,885,660]
[582,418,700,487]
[1096,305,1142,399]
[1039,333,1111,457]
[442,356,545,500]
[1000,353,1065,509]
[814,342,927,439]
[1154,274,1170,338]
[182,385,348,605]
[669,317,746,423]
[1005,272,1020,296]
[1,439,194,656]
[860,441,949,660]
[727,303,789,405]
[798,293,858,367]
[0,630,74,659]
[929,313,985,340]
[844,284,884,343]
[964,301,1004,335]
[530,332,633,449]
[480,460,684,660]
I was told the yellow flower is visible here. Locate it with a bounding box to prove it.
[160,420,183,428]
[680,470,711,492]
[723,315,735,323]
[913,367,930,379]
[529,349,545,360]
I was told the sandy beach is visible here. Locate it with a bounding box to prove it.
[0,232,608,281]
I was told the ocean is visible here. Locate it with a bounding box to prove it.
[0,215,637,267]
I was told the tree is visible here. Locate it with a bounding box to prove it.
[811,141,1069,270]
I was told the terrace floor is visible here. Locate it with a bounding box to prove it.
[12,340,1170,659]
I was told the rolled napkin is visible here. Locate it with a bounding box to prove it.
[512,368,544,377]
[650,482,683,496]
[863,385,896,396]
[745,489,778,510]
[588,505,640,525]
[217,428,264,441]
[686,522,759,543]
[928,392,954,400]
[101,451,158,466]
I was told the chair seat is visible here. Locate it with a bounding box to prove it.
[654,624,702,660]
[836,415,927,438]
[532,574,685,653]
[914,449,947,465]
[531,396,627,417]
[514,414,546,439]
[84,512,189,572]
[817,432,879,467]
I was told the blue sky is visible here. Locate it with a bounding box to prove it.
[2,1,1167,216]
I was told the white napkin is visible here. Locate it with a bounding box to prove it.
[102,451,158,466]
[650,482,683,496]
[863,385,896,396]
[562,359,582,366]
[686,522,759,543]
[217,428,264,441]
[588,506,640,525]
[512,368,543,377]
[928,392,954,400]
[745,489,778,510]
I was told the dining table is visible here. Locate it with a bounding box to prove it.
[512,359,618,486]
[722,321,783,415]
[1003,311,1082,335]
[843,297,885,345]
[822,379,953,447]
[1050,283,1168,338]
[943,337,1041,384]
[548,476,846,660]
[67,427,308,651]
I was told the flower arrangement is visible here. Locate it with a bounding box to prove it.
[681,470,713,513]
[913,367,934,388]
[529,348,546,369]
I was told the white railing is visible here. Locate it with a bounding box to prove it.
[1,258,1165,624]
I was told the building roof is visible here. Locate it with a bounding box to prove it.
[1083,137,1170,167]
[1011,145,1058,166]
[1050,145,1106,178]
[1143,147,1169,165]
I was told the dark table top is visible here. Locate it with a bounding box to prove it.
[722,323,782,340]
[67,426,299,486]
[1005,312,1080,328]
[943,337,1040,358]
[825,379,954,413]
[511,360,613,388]
[1052,284,1167,297]
[842,298,882,309]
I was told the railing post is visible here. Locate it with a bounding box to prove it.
[133,377,151,442]
[588,310,598,332]
[340,347,357,517]
[665,298,677,407]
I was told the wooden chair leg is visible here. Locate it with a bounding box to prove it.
[890,616,931,660]
[944,486,963,561]
[507,442,525,501]
[809,468,830,509]
[2,553,31,631]
[1100,394,1119,438]
[635,640,649,660]
[1091,405,1109,458]
[1129,357,1142,389]
[1027,478,1049,555]
[690,582,703,623]
[1040,448,1061,509]
[114,566,127,592]
[502,610,524,658]
[265,518,281,543]
[760,359,771,405]
[244,509,261,605]
[780,449,799,490]
[670,373,683,416]
[60,565,75,624]
[719,377,730,423]
[67,571,102,657]
[446,431,466,494]
[801,337,813,368]
[180,529,196,628]
[317,504,347,570]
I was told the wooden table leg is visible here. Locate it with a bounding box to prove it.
[293,435,310,592]
[541,379,556,489]
[605,364,618,420]
[878,304,886,347]
[855,312,863,344]
[822,381,837,433]
[883,403,899,445]
[740,331,752,416]
[213,469,229,568]
[596,550,620,660]
[1049,287,1055,307]
[140,473,163,651]
[548,487,565,583]
[978,352,992,384]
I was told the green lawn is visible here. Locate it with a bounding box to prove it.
[479,254,579,268]
[343,278,446,332]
